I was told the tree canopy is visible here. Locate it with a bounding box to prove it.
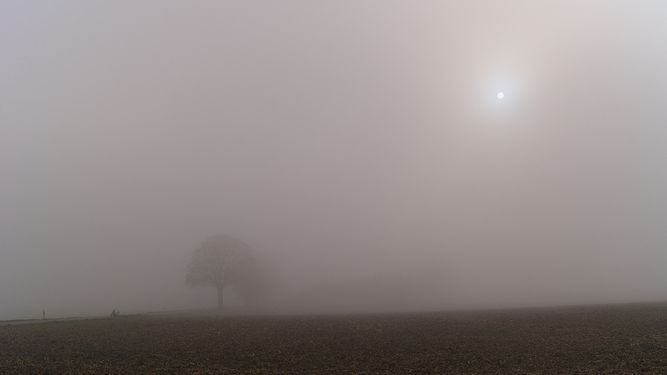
[186,235,253,309]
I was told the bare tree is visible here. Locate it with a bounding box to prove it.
[186,235,253,310]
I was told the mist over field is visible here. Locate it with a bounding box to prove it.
[2,1,667,320]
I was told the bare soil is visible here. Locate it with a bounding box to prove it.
[2,303,667,374]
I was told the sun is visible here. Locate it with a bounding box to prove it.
[496,92,505,100]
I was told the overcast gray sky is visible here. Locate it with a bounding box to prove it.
[2,1,667,319]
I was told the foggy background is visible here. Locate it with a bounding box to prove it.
[2,1,667,319]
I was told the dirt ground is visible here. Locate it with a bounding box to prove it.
[2,303,667,374]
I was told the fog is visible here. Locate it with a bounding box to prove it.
[2,1,667,319]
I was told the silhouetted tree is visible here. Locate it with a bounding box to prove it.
[186,235,253,310]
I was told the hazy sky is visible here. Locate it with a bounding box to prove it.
[2,1,667,319]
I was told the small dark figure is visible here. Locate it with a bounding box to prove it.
[111,309,119,318]
[42,310,46,320]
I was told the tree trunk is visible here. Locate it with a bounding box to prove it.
[217,286,224,311]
